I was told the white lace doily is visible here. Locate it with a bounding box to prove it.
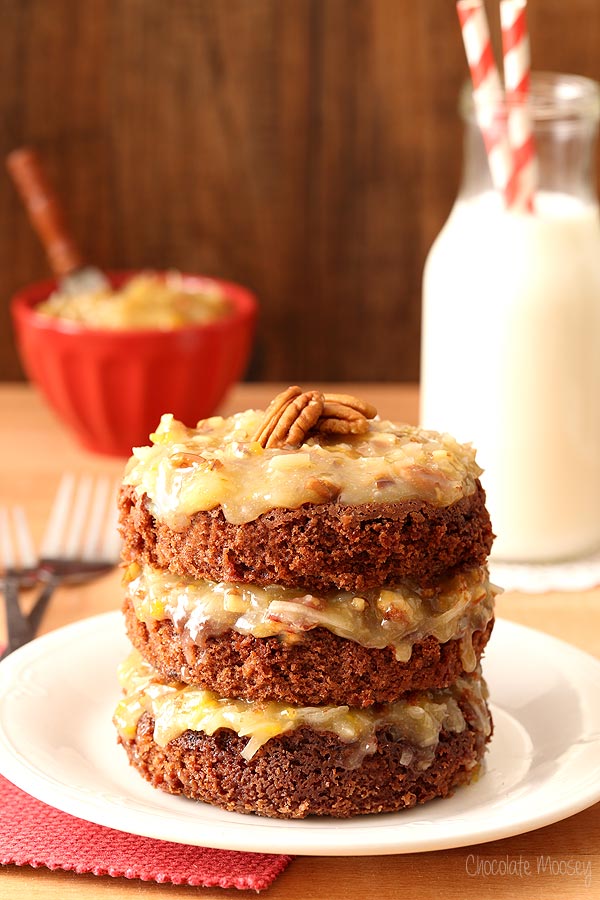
[489,548,600,594]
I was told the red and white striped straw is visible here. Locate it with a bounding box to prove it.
[500,0,537,212]
[456,0,518,207]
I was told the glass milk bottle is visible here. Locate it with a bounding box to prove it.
[421,73,600,562]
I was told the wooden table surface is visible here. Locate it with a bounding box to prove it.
[1,382,599,899]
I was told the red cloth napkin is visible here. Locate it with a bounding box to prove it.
[0,775,293,891]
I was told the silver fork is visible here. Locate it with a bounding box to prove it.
[28,474,122,633]
[0,506,38,658]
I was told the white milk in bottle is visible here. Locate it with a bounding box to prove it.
[421,74,600,562]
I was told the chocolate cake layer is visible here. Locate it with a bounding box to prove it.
[124,597,494,706]
[119,481,493,592]
[118,709,490,819]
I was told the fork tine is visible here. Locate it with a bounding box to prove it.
[82,476,110,560]
[0,505,37,657]
[100,479,122,562]
[40,473,75,559]
[13,507,36,569]
[64,475,93,559]
[0,507,15,570]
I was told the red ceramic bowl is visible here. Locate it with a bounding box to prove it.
[11,271,257,457]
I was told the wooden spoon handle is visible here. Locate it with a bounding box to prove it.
[6,147,84,277]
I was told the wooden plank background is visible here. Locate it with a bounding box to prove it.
[1,0,600,383]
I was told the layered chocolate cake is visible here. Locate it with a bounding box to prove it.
[114,387,496,818]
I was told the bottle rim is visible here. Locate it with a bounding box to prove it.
[459,71,600,122]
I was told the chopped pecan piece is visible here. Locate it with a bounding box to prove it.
[305,476,342,502]
[170,451,207,468]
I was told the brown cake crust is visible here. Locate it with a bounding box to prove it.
[118,702,491,819]
[119,481,493,592]
[124,596,494,706]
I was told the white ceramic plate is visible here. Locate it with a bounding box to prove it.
[0,613,599,856]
